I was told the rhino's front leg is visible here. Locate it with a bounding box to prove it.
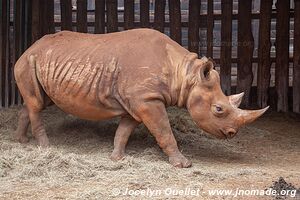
[110,115,139,160]
[138,102,192,168]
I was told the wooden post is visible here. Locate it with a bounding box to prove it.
[40,1,55,35]
[293,0,300,113]
[77,0,87,33]
[154,0,165,32]
[188,0,200,54]
[124,0,134,30]
[257,0,273,108]
[4,0,10,107]
[31,0,41,42]
[140,0,149,27]
[47,0,55,34]
[220,0,232,95]
[0,0,9,107]
[168,0,181,44]
[24,0,32,48]
[207,0,214,58]
[106,0,118,32]
[19,0,31,104]
[236,0,254,107]
[95,0,105,33]
[15,0,27,105]
[40,0,45,35]
[12,0,22,105]
[275,0,290,112]
[60,0,72,31]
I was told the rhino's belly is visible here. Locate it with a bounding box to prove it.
[48,93,125,121]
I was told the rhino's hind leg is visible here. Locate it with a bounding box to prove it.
[14,55,51,147]
[14,100,50,147]
[110,116,139,160]
[14,106,30,143]
[28,109,49,147]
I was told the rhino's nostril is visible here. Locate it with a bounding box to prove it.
[226,128,236,137]
[228,131,235,136]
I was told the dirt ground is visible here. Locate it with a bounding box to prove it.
[0,106,299,200]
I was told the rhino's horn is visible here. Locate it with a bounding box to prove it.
[239,106,269,125]
[229,92,244,108]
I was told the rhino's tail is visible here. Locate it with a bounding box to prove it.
[14,54,45,108]
[28,54,45,106]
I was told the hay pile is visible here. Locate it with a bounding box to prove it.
[0,106,299,199]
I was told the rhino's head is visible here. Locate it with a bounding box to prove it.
[184,57,268,139]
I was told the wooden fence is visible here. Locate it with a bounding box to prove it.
[0,0,299,113]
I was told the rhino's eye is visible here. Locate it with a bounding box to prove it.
[212,104,225,116]
[216,106,223,112]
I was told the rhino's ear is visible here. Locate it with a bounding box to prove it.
[199,57,213,81]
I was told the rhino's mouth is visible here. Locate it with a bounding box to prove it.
[219,129,229,140]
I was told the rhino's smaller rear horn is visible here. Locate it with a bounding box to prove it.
[229,92,244,108]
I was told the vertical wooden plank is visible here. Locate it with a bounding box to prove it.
[17,0,31,105]
[168,0,181,44]
[11,0,18,106]
[207,0,213,58]
[31,0,41,42]
[0,0,3,106]
[257,0,273,108]
[39,1,54,36]
[106,0,118,32]
[40,0,46,35]
[77,0,87,33]
[154,0,165,32]
[24,0,32,47]
[275,0,290,112]
[124,0,134,30]
[5,0,10,107]
[60,0,72,31]
[14,0,23,60]
[188,0,200,53]
[17,0,26,105]
[0,0,9,107]
[236,0,254,107]
[47,0,55,34]
[220,0,232,95]
[0,0,3,104]
[95,0,105,33]
[293,0,300,113]
[12,0,23,106]
[140,0,149,27]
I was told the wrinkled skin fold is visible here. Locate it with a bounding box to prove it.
[14,29,268,168]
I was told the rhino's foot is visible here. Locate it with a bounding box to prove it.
[13,134,30,144]
[169,154,192,168]
[36,134,50,148]
[110,149,126,161]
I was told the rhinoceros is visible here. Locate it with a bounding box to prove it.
[14,28,268,168]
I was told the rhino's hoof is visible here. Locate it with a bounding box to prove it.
[169,155,192,168]
[110,150,126,161]
[14,135,30,144]
[19,136,30,143]
[37,135,50,148]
